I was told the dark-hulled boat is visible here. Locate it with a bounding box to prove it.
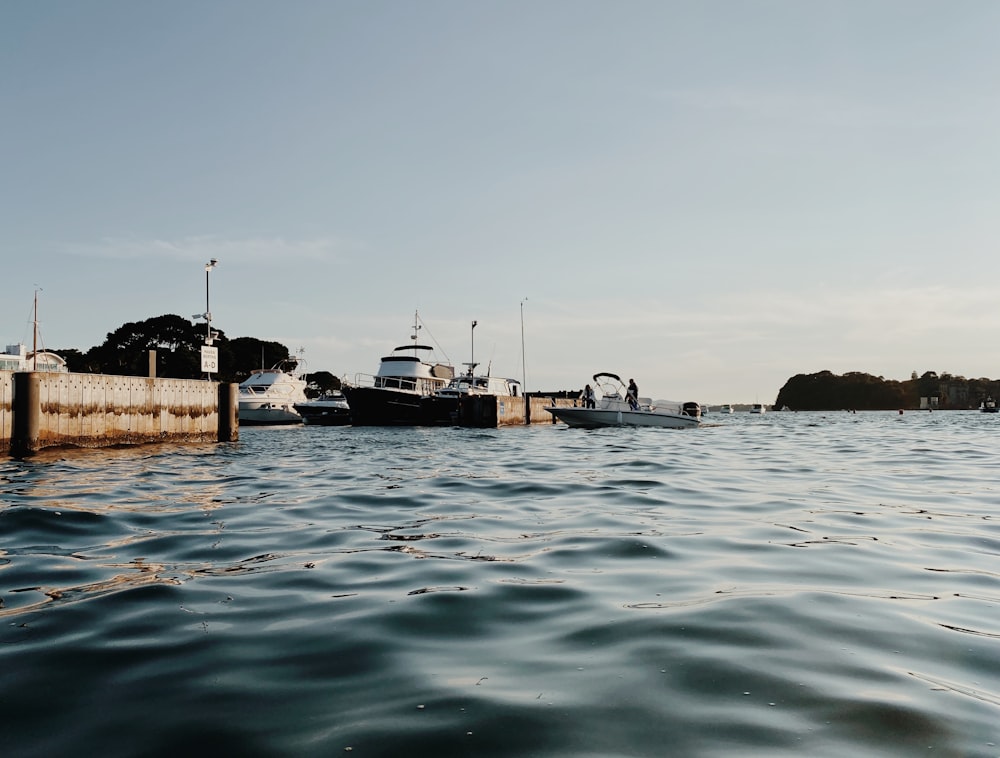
[341,312,454,426]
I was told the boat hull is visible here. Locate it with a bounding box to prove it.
[420,395,461,426]
[293,403,352,426]
[342,386,426,426]
[238,402,303,426]
[545,406,699,429]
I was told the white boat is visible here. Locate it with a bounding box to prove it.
[294,391,351,426]
[980,397,998,413]
[544,373,700,429]
[717,404,734,414]
[341,312,454,425]
[238,356,309,425]
[750,403,767,414]
[421,368,521,425]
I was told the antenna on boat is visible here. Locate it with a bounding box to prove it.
[410,310,422,353]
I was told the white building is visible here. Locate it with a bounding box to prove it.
[1,343,69,372]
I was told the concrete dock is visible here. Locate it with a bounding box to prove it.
[2,370,238,456]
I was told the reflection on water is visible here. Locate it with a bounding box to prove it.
[2,412,999,757]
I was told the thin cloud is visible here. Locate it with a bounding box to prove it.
[61,235,351,263]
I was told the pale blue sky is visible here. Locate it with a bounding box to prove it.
[4,1,1000,403]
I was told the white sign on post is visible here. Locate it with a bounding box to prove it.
[201,345,219,374]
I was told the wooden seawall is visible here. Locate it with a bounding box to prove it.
[1,370,238,456]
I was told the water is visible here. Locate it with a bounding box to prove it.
[2,411,999,757]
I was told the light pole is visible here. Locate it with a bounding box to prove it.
[193,259,220,380]
[204,258,218,345]
[520,298,527,392]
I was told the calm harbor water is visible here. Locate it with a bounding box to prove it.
[2,411,999,757]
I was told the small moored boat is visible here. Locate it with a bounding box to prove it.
[294,391,352,425]
[238,356,309,425]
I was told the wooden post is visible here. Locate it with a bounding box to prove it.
[148,349,157,378]
[218,382,239,442]
[11,372,41,457]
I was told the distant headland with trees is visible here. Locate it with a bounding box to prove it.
[46,314,998,410]
[774,370,999,411]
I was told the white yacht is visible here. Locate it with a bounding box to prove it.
[749,403,767,414]
[238,356,309,425]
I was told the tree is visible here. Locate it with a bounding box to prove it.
[226,337,294,382]
[86,314,212,378]
[305,370,341,397]
[50,314,301,382]
[774,370,907,410]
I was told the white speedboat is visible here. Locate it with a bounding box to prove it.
[544,373,700,429]
[342,312,454,425]
[238,357,309,425]
[717,404,734,414]
[749,403,767,414]
[294,391,351,426]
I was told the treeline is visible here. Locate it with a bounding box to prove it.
[775,370,1000,411]
[52,314,341,395]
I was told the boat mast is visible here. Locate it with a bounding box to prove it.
[410,310,421,354]
[470,320,477,376]
[32,288,39,371]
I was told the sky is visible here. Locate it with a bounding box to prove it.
[3,1,1000,404]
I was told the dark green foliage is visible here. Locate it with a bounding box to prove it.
[225,336,294,383]
[775,370,1000,410]
[775,370,909,410]
[51,314,340,383]
[304,370,341,398]
[79,314,208,379]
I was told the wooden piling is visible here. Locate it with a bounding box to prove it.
[11,371,41,457]
[218,382,239,441]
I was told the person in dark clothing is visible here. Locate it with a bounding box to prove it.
[581,384,596,408]
[627,378,639,410]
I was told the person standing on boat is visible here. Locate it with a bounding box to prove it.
[627,378,639,410]
[581,384,596,409]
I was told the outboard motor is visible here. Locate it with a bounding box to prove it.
[682,401,701,419]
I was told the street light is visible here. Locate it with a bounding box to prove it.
[520,298,527,392]
[192,259,220,380]
[204,258,218,345]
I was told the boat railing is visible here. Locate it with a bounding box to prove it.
[352,373,425,393]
